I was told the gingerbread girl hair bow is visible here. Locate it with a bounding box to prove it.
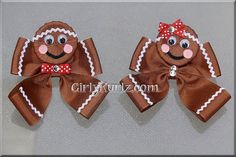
[120,19,231,122]
[158,19,185,40]
[9,21,108,126]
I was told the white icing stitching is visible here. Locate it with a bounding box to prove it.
[135,38,152,72]
[128,74,153,106]
[19,86,43,118]
[32,28,77,41]
[18,28,77,75]
[18,39,30,76]
[196,87,225,114]
[80,40,96,76]
[77,82,104,113]
[155,36,164,42]
[184,31,216,77]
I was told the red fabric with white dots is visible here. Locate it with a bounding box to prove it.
[158,19,185,40]
[41,63,71,74]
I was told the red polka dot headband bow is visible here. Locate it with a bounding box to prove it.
[158,19,186,40]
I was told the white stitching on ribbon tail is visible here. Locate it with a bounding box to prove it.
[18,39,30,76]
[128,74,153,106]
[19,86,43,118]
[80,40,96,76]
[135,39,152,72]
[196,88,225,114]
[184,31,216,77]
[77,82,104,113]
[32,28,77,41]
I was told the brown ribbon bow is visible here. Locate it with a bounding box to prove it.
[8,21,108,126]
[120,21,231,122]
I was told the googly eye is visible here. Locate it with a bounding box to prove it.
[167,36,177,46]
[58,34,67,44]
[180,39,190,48]
[44,35,54,45]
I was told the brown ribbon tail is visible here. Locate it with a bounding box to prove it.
[120,71,169,112]
[177,73,231,122]
[59,74,108,119]
[8,74,52,126]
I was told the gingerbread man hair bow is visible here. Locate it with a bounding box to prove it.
[120,19,231,122]
[9,21,108,126]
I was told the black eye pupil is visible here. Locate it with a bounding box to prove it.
[60,38,66,44]
[46,39,53,44]
[168,39,175,45]
[182,43,188,48]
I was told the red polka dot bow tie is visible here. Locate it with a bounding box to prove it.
[158,19,186,40]
[41,63,71,74]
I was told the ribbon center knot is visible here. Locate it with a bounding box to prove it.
[169,65,177,77]
[169,26,175,33]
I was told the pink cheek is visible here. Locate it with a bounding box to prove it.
[63,44,73,54]
[183,49,193,59]
[38,45,48,54]
[161,44,170,53]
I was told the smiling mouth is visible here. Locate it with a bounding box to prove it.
[166,51,184,60]
[46,52,66,59]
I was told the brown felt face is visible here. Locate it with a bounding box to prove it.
[33,21,78,64]
[157,26,199,66]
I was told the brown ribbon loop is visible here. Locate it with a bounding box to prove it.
[121,70,169,112]
[59,73,108,119]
